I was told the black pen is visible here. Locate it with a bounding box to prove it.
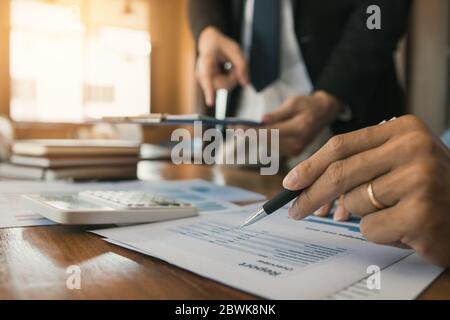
[242,188,302,227]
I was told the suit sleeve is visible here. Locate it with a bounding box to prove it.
[315,0,411,115]
[188,0,231,42]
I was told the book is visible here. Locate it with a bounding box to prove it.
[10,154,139,168]
[100,113,262,126]
[140,144,171,160]
[0,163,137,181]
[12,139,141,157]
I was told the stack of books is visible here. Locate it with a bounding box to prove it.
[0,139,141,181]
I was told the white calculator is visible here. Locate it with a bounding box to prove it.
[22,190,198,225]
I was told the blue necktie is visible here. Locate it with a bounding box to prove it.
[249,0,281,92]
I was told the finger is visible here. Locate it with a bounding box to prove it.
[262,98,299,124]
[201,79,215,106]
[221,39,249,85]
[197,64,215,106]
[289,140,407,219]
[333,195,351,221]
[343,161,428,217]
[264,116,306,138]
[333,204,347,222]
[359,205,405,245]
[314,202,333,217]
[197,54,227,104]
[213,73,239,90]
[343,164,415,217]
[283,120,401,191]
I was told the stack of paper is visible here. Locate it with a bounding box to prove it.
[92,205,444,300]
[1,178,441,299]
[100,113,262,126]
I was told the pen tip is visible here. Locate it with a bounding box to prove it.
[241,208,267,228]
[240,220,250,228]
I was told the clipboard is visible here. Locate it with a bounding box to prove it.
[99,113,262,126]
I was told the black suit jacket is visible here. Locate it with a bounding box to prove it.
[188,0,411,133]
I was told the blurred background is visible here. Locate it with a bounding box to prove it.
[0,0,197,143]
[0,0,448,143]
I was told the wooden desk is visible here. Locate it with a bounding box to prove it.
[0,162,449,299]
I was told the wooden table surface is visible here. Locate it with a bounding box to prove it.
[0,161,449,299]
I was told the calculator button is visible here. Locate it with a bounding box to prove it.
[78,190,191,210]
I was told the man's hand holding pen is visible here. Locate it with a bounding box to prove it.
[282,115,450,267]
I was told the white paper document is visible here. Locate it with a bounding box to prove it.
[140,179,266,203]
[130,180,241,214]
[93,208,413,299]
[0,179,250,228]
[327,253,444,300]
[0,181,68,228]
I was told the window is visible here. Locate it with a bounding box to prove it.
[10,0,151,122]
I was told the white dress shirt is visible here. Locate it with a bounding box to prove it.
[230,0,333,167]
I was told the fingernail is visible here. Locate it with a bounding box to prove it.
[283,171,298,189]
[313,208,322,216]
[333,207,346,221]
[288,202,300,220]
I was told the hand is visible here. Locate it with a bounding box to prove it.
[262,91,343,157]
[196,27,249,106]
[283,115,450,267]
[313,196,351,222]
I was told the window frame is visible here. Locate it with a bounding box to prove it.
[1,0,197,143]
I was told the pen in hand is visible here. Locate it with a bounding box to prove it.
[242,118,398,227]
[242,188,302,227]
